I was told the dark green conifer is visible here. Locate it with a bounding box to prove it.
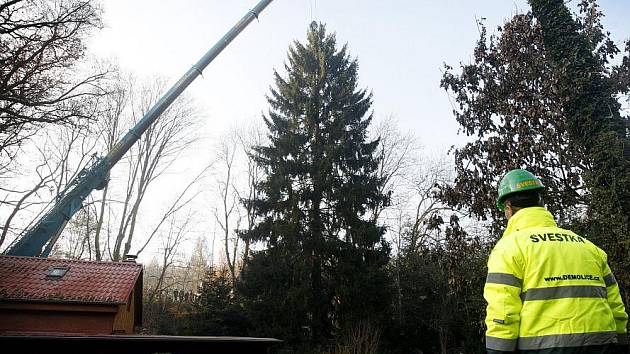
[238,22,391,347]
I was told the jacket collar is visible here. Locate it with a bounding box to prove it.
[502,207,557,238]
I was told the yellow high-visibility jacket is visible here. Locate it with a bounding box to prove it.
[485,207,628,352]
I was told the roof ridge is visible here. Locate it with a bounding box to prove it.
[0,255,142,268]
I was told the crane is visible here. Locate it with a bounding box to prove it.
[6,0,274,257]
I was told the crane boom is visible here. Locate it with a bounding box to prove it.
[6,0,274,257]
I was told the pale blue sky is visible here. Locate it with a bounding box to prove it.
[89,0,630,150]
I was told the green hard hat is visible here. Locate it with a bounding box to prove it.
[496,169,545,210]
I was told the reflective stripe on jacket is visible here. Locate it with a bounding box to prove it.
[484,207,629,352]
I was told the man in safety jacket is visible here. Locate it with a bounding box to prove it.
[485,169,629,354]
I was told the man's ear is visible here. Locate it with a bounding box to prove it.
[504,200,513,218]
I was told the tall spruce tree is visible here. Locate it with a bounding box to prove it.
[238,22,391,347]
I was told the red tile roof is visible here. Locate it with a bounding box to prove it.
[0,256,142,305]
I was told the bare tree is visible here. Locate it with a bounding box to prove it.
[142,216,204,331]
[0,0,107,170]
[208,123,267,285]
[0,122,99,251]
[371,117,419,223]
[110,78,198,261]
[186,235,211,294]
[235,123,265,266]
[92,75,129,260]
[368,117,456,252]
[370,121,457,336]
[135,163,212,257]
[145,212,193,305]
[40,122,100,255]
[0,159,59,249]
[50,203,96,259]
[15,73,203,262]
[403,153,454,253]
[213,132,240,285]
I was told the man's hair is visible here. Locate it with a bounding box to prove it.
[504,189,543,209]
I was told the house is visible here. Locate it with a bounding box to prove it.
[0,255,143,335]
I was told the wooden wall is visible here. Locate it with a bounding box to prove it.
[0,303,117,335]
[112,290,135,334]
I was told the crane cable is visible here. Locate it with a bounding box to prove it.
[309,0,318,22]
